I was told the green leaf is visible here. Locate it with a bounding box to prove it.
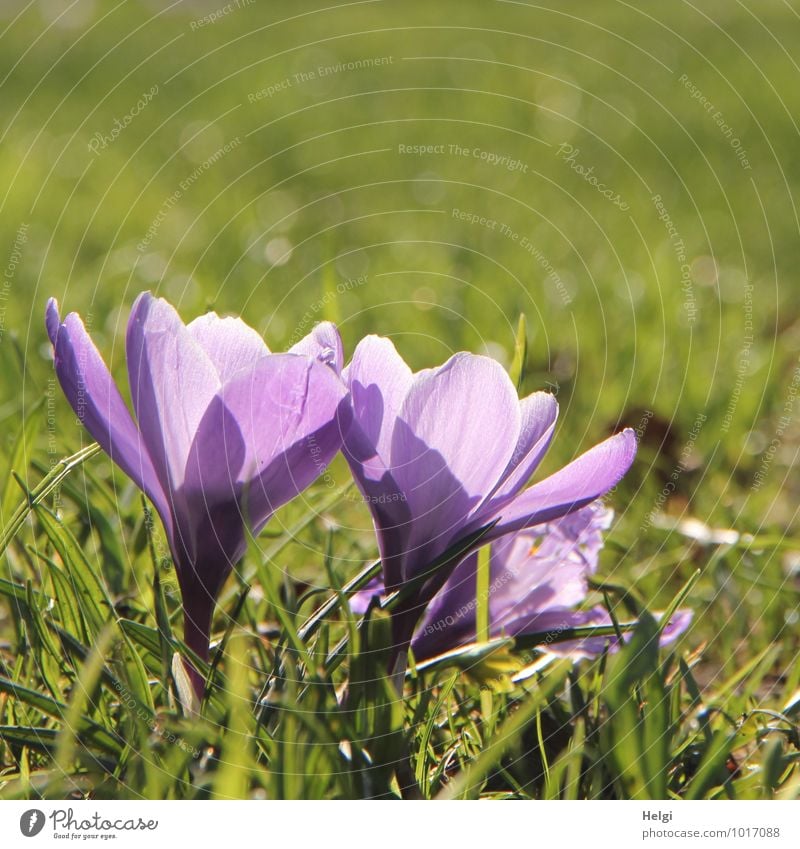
[685,730,737,800]
[34,504,114,636]
[213,632,255,799]
[411,637,515,677]
[55,626,116,772]
[0,725,59,754]
[507,313,528,391]
[475,544,491,642]
[119,618,212,696]
[220,479,354,608]
[116,629,156,718]
[297,557,381,643]
[416,672,458,796]
[118,619,162,657]
[601,610,670,799]
[1,397,43,532]
[22,579,66,681]
[0,443,100,558]
[439,660,571,799]
[324,521,499,674]
[0,575,30,606]
[657,568,700,638]
[513,620,637,651]
[35,552,86,643]
[0,675,122,756]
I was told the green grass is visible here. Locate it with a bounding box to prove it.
[1,0,800,799]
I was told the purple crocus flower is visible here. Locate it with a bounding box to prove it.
[46,293,349,694]
[406,503,692,662]
[342,335,637,658]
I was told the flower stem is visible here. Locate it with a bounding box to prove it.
[182,591,215,698]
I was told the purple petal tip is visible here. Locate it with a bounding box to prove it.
[45,298,62,345]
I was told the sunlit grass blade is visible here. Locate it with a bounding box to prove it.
[439,660,571,799]
[685,729,738,800]
[54,626,115,777]
[514,621,635,651]
[411,637,515,677]
[0,675,123,756]
[416,671,458,796]
[213,632,255,799]
[0,397,43,532]
[297,557,381,643]
[508,313,528,391]
[599,609,674,800]
[0,725,59,755]
[657,568,700,638]
[34,504,113,637]
[0,443,100,557]
[323,521,499,673]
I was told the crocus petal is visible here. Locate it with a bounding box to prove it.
[185,353,349,532]
[658,609,693,645]
[45,299,169,524]
[541,606,693,660]
[343,336,415,589]
[290,321,344,371]
[187,312,270,382]
[489,504,611,627]
[126,293,221,498]
[391,354,522,576]
[45,299,61,345]
[344,335,414,470]
[412,504,610,660]
[348,480,414,595]
[482,429,637,540]
[490,392,558,501]
[349,575,386,614]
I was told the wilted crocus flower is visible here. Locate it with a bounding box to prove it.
[343,336,637,657]
[46,293,349,694]
[404,503,692,662]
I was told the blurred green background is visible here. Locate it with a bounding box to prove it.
[1,0,799,697]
